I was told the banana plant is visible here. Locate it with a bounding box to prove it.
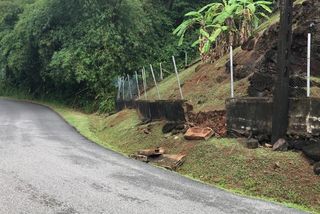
[236,0,273,43]
[173,2,225,61]
[174,0,273,63]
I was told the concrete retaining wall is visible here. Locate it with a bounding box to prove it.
[226,97,320,136]
[115,100,186,122]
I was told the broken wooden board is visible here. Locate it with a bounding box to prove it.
[184,127,214,141]
[130,148,186,170]
[130,147,165,163]
[151,154,186,170]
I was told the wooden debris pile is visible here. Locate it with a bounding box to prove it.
[130,147,186,170]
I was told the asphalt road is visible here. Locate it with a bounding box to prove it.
[0,99,304,214]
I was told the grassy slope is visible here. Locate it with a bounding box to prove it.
[143,0,308,111]
[142,17,279,112]
[47,106,319,213]
[143,54,247,111]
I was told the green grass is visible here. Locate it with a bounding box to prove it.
[144,62,199,100]
[143,47,248,111]
[25,102,319,214]
[179,139,320,212]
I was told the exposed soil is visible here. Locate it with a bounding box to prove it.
[107,110,130,128]
[187,110,227,137]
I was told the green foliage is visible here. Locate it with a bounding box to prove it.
[174,0,273,62]
[0,0,211,112]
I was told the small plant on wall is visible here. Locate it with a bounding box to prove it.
[174,0,273,63]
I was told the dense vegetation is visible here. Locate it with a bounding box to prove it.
[0,0,211,112]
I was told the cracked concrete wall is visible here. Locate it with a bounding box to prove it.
[226,97,320,137]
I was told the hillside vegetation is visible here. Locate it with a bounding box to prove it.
[0,0,211,111]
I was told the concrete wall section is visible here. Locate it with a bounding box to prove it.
[226,98,273,135]
[115,100,186,122]
[289,98,320,136]
[226,97,320,136]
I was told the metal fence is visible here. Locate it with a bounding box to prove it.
[117,51,193,101]
[117,32,319,103]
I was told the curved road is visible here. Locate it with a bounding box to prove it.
[0,99,303,214]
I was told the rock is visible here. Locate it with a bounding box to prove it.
[288,139,309,150]
[184,127,214,141]
[302,143,320,161]
[237,138,247,146]
[162,122,177,134]
[257,134,270,143]
[246,139,259,149]
[175,124,186,130]
[162,122,186,134]
[314,162,320,175]
[273,138,289,151]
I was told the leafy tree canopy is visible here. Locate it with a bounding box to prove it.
[0,0,211,112]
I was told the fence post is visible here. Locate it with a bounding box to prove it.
[150,64,161,99]
[307,33,311,97]
[172,56,184,99]
[142,68,148,100]
[185,51,188,67]
[160,63,163,80]
[230,46,234,98]
[127,74,133,100]
[135,71,141,99]
[117,76,121,100]
[122,76,125,100]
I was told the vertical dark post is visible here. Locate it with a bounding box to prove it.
[271,0,293,143]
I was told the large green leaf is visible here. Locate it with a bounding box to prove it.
[185,11,201,18]
[209,28,222,42]
[200,29,210,38]
[259,4,272,13]
[202,40,211,53]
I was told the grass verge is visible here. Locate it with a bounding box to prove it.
[21,101,319,214]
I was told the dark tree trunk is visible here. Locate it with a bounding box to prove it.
[271,0,293,143]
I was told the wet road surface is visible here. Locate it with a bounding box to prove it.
[0,99,304,214]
